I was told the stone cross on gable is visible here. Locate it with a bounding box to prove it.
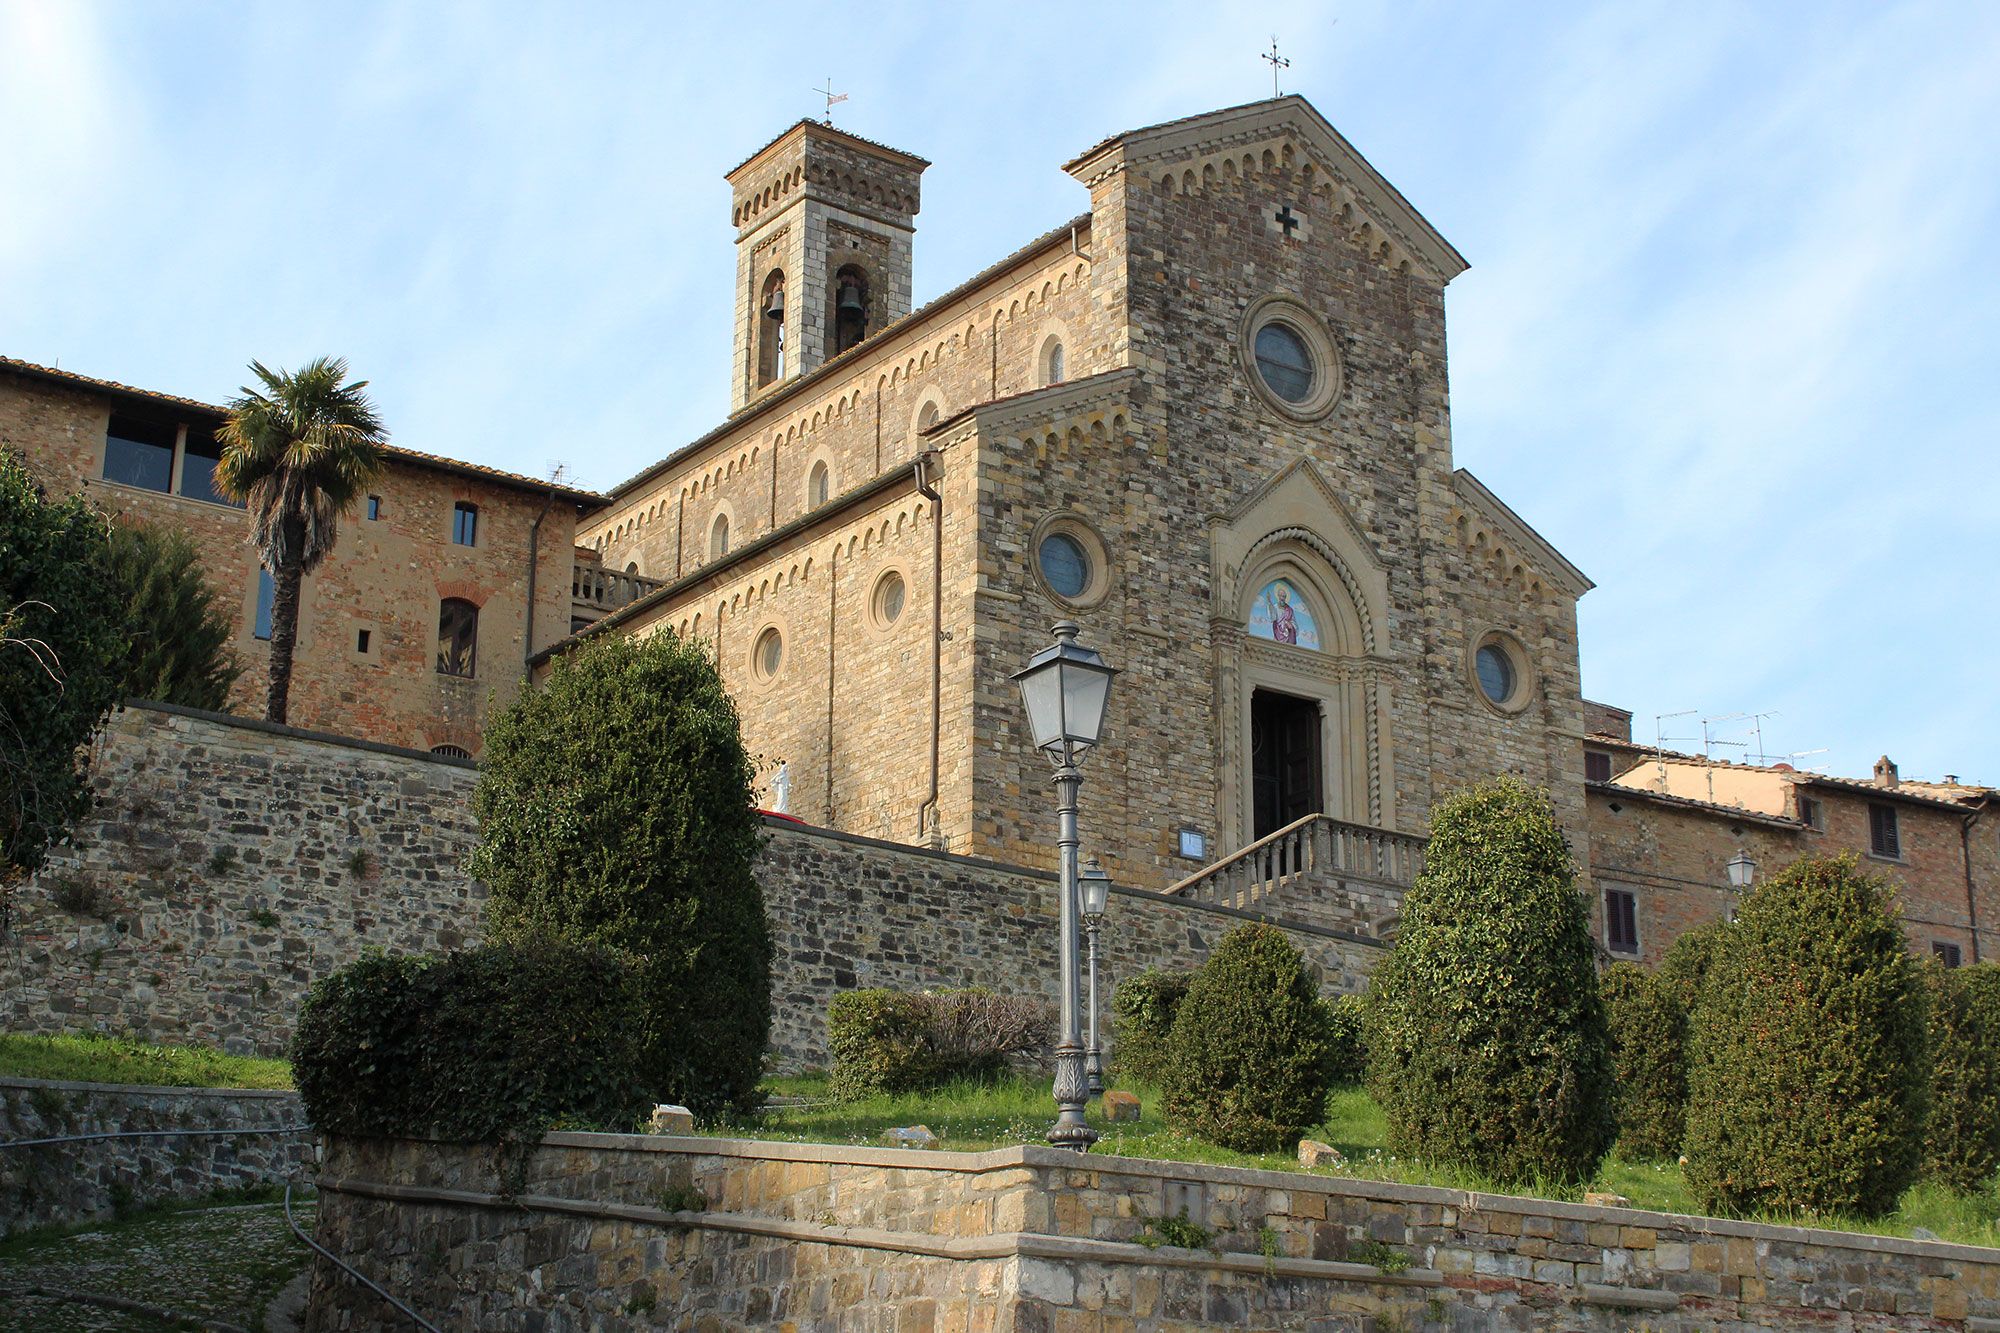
[1267,202,1310,244]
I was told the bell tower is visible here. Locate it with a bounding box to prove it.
[726,121,926,411]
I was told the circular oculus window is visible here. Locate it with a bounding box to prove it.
[1239,297,1344,420]
[1038,532,1091,600]
[753,626,783,680]
[1470,632,1531,712]
[873,570,906,627]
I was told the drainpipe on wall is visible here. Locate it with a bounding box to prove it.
[1965,805,1985,964]
[914,449,944,846]
[523,490,558,681]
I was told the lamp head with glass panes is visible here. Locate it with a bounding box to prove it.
[1011,621,1118,769]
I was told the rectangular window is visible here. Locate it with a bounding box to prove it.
[1934,941,1963,968]
[437,598,478,678]
[366,495,382,521]
[103,415,176,493]
[1800,795,1825,830]
[177,427,239,506]
[356,629,371,653]
[452,502,478,547]
[1605,888,1639,955]
[1585,750,1612,783]
[1870,802,1901,859]
[254,568,275,641]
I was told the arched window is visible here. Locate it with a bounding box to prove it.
[437,598,479,677]
[625,561,639,575]
[808,459,830,509]
[430,744,472,760]
[710,513,730,559]
[1043,338,1066,386]
[832,264,869,355]
[758,270,786,386]
[916,401,940,434]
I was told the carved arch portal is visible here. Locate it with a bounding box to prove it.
[1209,458,1396,851]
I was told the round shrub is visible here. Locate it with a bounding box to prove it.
[826,987,1050,1099]
[1364,779,1614,1186]
[1161,924,1333,1153]
[1600,962,1688,1161]
[1923,961,2000,1190]
[1110,969,1193,1088]
[468,632,772,1120]
[1657,917,1728,1013]
[1683,854,1929,1218]
[292,942,647,1143]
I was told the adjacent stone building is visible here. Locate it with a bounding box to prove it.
[0,355,604,756]
[1579,714,1998,966]
[558,97,1595,892]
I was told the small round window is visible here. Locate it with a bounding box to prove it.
[1253,323,1315,403]
[754,627,783,680]
[874,571,906,627]
[1474,643,1514,705]
[1038,532,1090,600]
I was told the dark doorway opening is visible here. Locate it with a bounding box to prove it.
[1252,689,1323,840]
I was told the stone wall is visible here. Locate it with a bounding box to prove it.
[307,1131,2000,1331]
[2,702,1385,1068]
[0,702,484,1058]
[0,1076,310,1238]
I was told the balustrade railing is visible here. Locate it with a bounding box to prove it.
[572,565,665,615]
[1164,813,1425,919]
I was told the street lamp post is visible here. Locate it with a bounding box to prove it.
[1079,857,1111,1100]
[1725,850,1757,890]
[1012,621,1118,1153]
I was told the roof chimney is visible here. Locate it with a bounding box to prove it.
[1874,755,1899,789]
[1945,774,1960,786]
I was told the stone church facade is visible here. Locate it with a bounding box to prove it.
[556,97,1594,891]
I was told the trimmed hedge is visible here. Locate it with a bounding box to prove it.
[1161,924,1334,1153]
[827,988,1050,1099]
[468,632,772,1120]
[1924,962,2000,1190]
[1364,779,1614,1186]
[1110,969,1194,1088]
[1323,992,1367,1086]
[292,942,648,1143]
[1601,962,1688,1161]
[1684,854,1929,1218]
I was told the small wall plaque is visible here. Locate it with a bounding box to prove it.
[1177,828,1208,861]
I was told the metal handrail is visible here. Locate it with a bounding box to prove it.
[287,1181,441,1333]
[0,1124,311,1150]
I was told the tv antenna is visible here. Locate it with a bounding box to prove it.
[812,78,848,125]
[1652,709,1696,781]
[1262,36,1292,97]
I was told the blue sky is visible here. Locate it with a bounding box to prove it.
[3,2,1995,785]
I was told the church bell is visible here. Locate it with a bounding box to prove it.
[764,287,785,321]
[836,279,865,325]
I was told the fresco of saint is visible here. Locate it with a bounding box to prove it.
[1247,579,1320,651]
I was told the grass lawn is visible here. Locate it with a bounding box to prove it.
[749,1073,2000,1251]
[0,1032,294,1090]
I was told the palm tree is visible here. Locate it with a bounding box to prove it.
[215,357,387,724]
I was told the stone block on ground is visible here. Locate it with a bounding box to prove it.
[1101,1091,1141,1122]
[1583,1191,1631,1208]
[1298,1139,1344,1168]
[883,1125,937,1149]
[650,1104,694,1134]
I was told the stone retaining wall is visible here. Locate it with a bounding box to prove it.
[307,1132,2000,1331]
[2,703,1385,1067]
[0,1076,311,1238]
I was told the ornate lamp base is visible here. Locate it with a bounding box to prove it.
[1049,1043,1099,1152]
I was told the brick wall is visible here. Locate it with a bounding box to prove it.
[306,1132,2000,1330]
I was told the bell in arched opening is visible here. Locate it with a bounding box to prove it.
[833,266,868,354]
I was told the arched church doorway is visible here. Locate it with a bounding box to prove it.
[1251,688,1323,838]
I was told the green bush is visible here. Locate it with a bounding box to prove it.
[1323,992,1367,1085]
[292,942,647,1142]
[1657,917,1728,1012]
[1924,962,2000,1190]
[827,987,1050,1099]
[105,519,240,710]
[1684,854,1929,1218]
[468,632,772,1120]
[1161,924,1334,1153]
[1364,779,1614,1186]
[1110,969,1193,1087]
[1600,962,1688,1161]
[0,450,125,876]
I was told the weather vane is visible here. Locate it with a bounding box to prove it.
[1261,36,1291,97]
[812,78,848,125]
